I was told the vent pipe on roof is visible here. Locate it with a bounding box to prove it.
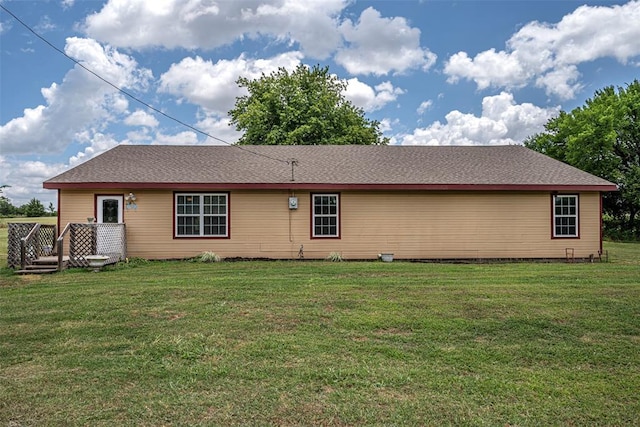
[287,158,298,181]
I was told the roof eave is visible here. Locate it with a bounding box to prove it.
[43,182,619,192]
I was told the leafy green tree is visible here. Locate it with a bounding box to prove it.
[48,202,57,216]
[0,198,17,216]
[0,185,17,216]
[22,198,46,218]
[525,80,640,239]
[229,64,388,146]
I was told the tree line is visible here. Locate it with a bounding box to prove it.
[0,186,55,218]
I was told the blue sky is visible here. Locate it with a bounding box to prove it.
[1,0,639,207]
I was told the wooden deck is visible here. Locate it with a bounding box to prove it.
[14,256,70,275]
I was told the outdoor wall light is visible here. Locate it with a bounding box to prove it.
[125,192,137,210]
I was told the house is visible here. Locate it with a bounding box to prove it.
[43,144,617,261]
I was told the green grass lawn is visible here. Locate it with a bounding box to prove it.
[1,242,639,425]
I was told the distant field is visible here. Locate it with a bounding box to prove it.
[0,216,57,226]
[0,241,638,425]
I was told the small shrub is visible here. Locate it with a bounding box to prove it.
[326,251,344,262]
[199,252,222,263]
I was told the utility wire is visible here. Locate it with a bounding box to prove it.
[0,4,289,165]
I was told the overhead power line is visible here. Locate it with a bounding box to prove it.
[0,4,288,165]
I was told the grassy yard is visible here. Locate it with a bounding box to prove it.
[1,242,639,425]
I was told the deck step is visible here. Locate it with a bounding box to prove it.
[15,268,59,275]
[32,256,70,265]
[25,263,66,270]
[14,256,70,275]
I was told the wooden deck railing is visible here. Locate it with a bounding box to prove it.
[8,222,125,271]
[6,223,57,269]
[56,222,72,272]
[20,223,41,270]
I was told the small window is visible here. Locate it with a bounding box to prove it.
[553,195,578,238]
[175,193,228,237]
[312,194,339,238]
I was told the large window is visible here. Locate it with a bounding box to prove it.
[312,194,340,238]
[553,194,578,238]
[175,193,228,237]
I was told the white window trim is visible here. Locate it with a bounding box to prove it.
[96,195,123,224]
[553,194,579,238]
[175,193,228,238]
[312,193,340,238]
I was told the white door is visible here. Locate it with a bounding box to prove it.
[97,196,123,224]
[96,196,123,254]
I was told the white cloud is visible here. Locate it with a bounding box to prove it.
[343,79,405,112]
[534,65,582,100]
[336,7,436,75]
[379,118,400,134]
[0,37,152,155]
[153,131,200,145]
[126,128,153,143]
[84,1,438,75]
[1,132,123,208]
[64,37,152,88]
[83,0,347,58]
[159,53,404,116]
[400,92,559,146]
[68,133,120,167]
[35,16,57,33]
[124,110,159,128]
[195,115,243,145]
[445,49,530,91]
[417,100,433,115]
[0,157,65,207]
[158,51,303,114]
[550,2,640,65]
[444,1,640,100]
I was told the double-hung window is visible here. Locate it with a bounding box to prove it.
[553,194,578,238]
[175,193,228,237]
[312,194,340,238]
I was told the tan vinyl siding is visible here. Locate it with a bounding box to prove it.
[58,190,101,224]
[58,189,603,260]
[341,191,601,259]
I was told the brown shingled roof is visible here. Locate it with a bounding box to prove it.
[43,145,617,191]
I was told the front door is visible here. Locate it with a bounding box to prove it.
[96,196,123,254]
[97,196,123,224]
